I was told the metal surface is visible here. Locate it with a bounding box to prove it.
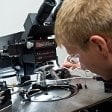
[0,67,16,78]
[1,70,112,112]
[6,80,112,112]
[26,85,78,102]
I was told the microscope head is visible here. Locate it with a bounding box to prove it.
[22,0,63,40]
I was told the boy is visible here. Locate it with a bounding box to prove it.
[55,0,112,80]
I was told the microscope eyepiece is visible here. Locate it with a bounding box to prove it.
[36,0,56,25]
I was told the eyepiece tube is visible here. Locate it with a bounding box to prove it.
[36,0,56,24]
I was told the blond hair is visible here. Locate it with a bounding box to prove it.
[55,0,112,49]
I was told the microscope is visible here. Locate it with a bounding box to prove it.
[0,0,62,81]
[0,0,78,106]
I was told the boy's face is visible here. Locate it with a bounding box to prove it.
[68,46,102,71]
[65,38,112,80]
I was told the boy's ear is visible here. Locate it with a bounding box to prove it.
[89,35,109,56]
